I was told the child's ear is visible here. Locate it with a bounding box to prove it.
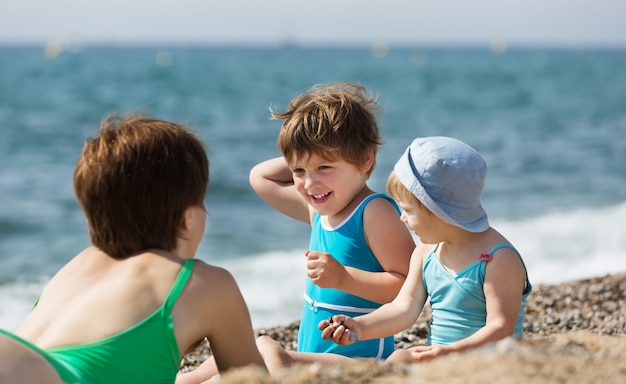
[361,148,375,173]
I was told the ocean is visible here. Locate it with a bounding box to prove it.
[1,45,625,330]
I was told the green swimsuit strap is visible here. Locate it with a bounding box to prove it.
[163,259,195,313]
[160,258,195,362]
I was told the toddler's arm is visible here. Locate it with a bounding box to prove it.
[319,245,429,344]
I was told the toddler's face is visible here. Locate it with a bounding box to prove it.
[397,198,429,236]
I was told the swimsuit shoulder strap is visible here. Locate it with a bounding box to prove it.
[363,193,400,214]
[487,243,520,256]
[485,243,532,294]
[163,259,194,314]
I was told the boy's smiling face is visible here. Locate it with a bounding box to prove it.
[290,151,369,219]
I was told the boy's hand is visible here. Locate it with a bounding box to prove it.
[305,250,345,288]
[318,315,360,346]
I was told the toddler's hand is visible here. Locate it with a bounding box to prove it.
[318,315,359,346]
[305,250,345,288]
[410,344,449,362]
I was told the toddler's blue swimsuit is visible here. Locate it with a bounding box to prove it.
[423,243,532,345]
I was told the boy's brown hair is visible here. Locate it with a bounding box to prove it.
[73,114,209,259]
[273,82,383,176]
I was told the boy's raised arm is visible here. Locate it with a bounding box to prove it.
[249,157,311,224]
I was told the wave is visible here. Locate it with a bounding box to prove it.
[1,201,624,330]
[0,280,46,330]
[494,201,626,285]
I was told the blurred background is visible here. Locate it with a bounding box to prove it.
[1,1,625,330]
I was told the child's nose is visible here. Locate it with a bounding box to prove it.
[304,175,318,189]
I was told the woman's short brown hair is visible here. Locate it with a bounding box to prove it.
[73,114,209,259]
[273,82,383,176]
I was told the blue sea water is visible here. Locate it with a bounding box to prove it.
[1,45,625,330]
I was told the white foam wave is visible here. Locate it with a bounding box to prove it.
[210,250,306,328]
[495,201,626,285]
[2,202,624,330]
[0,279,47,330]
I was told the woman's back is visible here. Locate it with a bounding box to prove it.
[18,248,185,349]
[16,248,196,383]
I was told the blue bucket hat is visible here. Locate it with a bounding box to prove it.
[393,136,489,232]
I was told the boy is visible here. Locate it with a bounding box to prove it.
[250,82,415,370]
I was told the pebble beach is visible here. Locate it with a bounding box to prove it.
[179,272,626,383]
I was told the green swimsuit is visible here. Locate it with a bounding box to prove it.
[2,258,195,384]
[0,328,81,383]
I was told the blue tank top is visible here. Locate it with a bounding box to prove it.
[297,194,397,359]
[423,244,532,345]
